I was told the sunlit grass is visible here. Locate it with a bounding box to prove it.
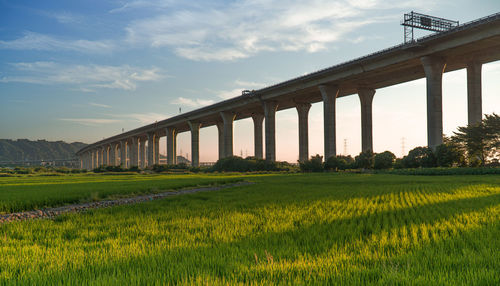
[0,173,499,285]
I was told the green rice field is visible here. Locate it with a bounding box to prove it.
[0,173,499,285]
[0,173,244,213]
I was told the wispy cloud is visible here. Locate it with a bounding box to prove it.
[89,102,112,108]
[123,0,432,61]
[128,112,167,124]
[108,112,168,124]
[59,118,121,126]
[43,11,84,24]
[216,88,246,100]
[0,32,114,54]
[109,0,177,13]
[172,97,214,107]
[0,61,163,91]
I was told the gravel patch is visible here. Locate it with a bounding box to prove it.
[0,181,252,224]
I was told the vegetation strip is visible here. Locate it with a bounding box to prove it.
[0,181,252,223]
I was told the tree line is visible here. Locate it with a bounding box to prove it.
[301,113,500,171]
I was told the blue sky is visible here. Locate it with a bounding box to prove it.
[1,0,499,162]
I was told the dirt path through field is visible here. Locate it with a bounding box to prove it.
[0,181,252,224]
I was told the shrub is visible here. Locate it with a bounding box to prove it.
[402,147,436,168]
[354,151,374,169]
[300,155,324,172]
[435,142,465,167]
[374,151,396,169]
[324,155,353,171]
[212,156,281,172]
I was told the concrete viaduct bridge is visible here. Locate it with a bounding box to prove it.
[77,13,500,170]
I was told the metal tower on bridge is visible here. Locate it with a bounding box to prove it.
[401,12,459,43]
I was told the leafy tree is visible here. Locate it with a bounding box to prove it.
[484,113,500,161]
[354,151,374,169]
[402,147,436,168]
[300,154,324,172]
[452,113,500,166]
[435,138,465,167]
[324,155,354,171]
[374,151,396,169]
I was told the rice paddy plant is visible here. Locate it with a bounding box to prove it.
[0,173,245,213]
[0,173,499,285]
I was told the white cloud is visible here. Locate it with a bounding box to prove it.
[0,61,163,91]
[216,88,246,100]
[59,118,121,126]
[109,0,176,13]
[128,112,167,124]
[89,102,112,108]
[172,97,215,107]
[123,0,431,61]
[234,79,266,88]
[0,32,114,54]
[44,11,84,24]
[104,112,169,124]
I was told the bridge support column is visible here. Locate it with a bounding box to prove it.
[130,137,139,167]
[216,122,224,160]
[421,56,446,150]
[154,136,160,165]
[120,141,127,167]
[251,113,264,159]
[296,102,311,162]
[220,111,236,158]
[166,127,177,165]
[101,148,105,166]
[467,61,482,125]
[147,133,155,167]
[91,151,95,169]
[319,85,339,159]
[109,144,116,166]
[264,101,278,161]
[139,138,146,168]
[188,122,201,167]
[103,147,108,166]
[96,149,100,167]
[358,87,376,153]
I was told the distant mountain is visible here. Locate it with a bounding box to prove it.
[0,139,87,162]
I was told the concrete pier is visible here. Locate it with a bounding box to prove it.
[251,113,264,159]
[166,127,177,165]
[130,137,139,167]
[154,136,160,165]
[120,141,127,167]
[358,87,376,153]
[216,122,224,160]
[467,61,483,125]
[139,138,146,168]
[188,121,201,167]
[147,133,155,166]
[264,101,278,161]
[319,85,339,159]
[421,56,446,150]
[220,111,236,158]
[103,147,108,166]
[295,102,311,162]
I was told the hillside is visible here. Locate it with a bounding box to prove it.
[0,139,87,161]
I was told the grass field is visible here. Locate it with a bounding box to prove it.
[0,173,245,213]
[0,173,499,285]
